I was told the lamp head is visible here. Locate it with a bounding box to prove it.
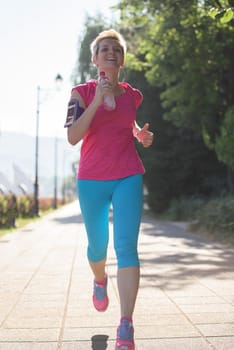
[55,73,63,89]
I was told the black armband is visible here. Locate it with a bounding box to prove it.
[64,99,85,128]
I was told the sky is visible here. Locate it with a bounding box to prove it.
[0,0,119,139]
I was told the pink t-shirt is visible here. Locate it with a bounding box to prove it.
[72,80,145,180]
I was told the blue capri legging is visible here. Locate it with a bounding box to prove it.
[77,174,143,268]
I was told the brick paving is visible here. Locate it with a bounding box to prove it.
[0,201,234,349]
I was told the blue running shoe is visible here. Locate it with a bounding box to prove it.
[115,317,135,350]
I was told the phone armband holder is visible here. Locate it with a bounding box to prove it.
[64,99,85,128]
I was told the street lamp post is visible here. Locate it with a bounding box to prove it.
[33,74,63,216]
[53,136,58,209]
[33,85,40,216]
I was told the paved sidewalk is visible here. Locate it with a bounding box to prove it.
[0,201,234,350]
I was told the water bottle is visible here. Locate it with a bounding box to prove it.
[99,71,116,111]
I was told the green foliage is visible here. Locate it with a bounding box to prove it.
[0,194,17,228]
[0,194,65,229]
[117,0,234,185]
[215,106,234,170]
[165,196,205,221]
[17,195,34,218]
[143,122,227,213]
[115,2,229,213]
[162,194,234,243]
[195,195,234,235]
[208,6,234,23]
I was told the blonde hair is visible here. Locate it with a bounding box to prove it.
[90,29,127,60]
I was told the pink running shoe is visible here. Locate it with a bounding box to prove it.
[92,275,109,312]
[115,317,135,350]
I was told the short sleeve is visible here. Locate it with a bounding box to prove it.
[133,88,143,108]
[121,82,143,109]
[71,81,96,107]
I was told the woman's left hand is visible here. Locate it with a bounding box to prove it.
[136,123,154,148]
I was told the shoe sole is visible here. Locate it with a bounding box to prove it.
[93,295,109,312]
[115,345,135,350]
[94,299,109,312]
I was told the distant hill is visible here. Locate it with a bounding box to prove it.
[0,131,80,197]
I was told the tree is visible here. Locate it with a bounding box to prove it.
[215,106,234,191]
[117,0,234,190]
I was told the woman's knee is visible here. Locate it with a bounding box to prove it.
[115,244,140,268]
[87,243,108,263]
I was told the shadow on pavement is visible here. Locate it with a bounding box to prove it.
[52,213,84,224]
[91,334,109,349]
[138,211,234,290]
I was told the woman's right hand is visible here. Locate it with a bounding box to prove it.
[94,77,113,105]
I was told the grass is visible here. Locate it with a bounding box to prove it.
[147,195,234,246]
